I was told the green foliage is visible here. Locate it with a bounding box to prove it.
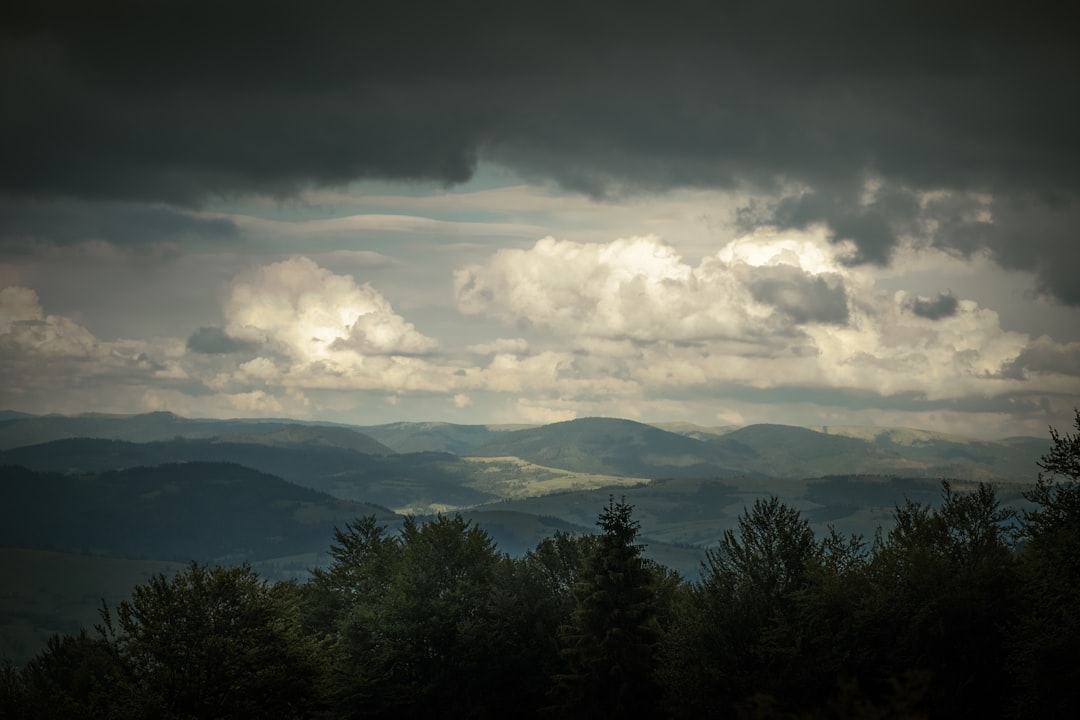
[522,530,600,598]
[863,482,1020,718]
[3,563,322,719]
[1013,410,1080,717]
[1036,408,1080,482]
[303,515,399,637]
[477,554,569,718]
[3,631,141,720]
[734,672,929,720]
[552,497,663,719]
[704,496,819,604]
[7,413,1080,720]
[664,497,834,716]
[101,562,321,720]
[323,513,512,719]
[377,515,501,711]
[0,659,22,720]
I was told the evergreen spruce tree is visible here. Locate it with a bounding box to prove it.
[551,496,661,719]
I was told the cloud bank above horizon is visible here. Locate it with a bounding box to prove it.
[1,1,1078,437]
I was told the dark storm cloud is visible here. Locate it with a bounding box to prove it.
[761,183,923,265]
[743,266,849,325]
[921,194,1080,306]
[0,198,237,249]
[186,326,256,355]
[908,292,960,321]
[3,1,1078,296]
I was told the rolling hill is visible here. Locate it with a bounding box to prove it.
[214,423,395,454]
[357,421,527,454]
[0,411,1047,483]
[469,417,751,478]
[0,462,396,564]
[0,411,384,452]
[659,422,1046,482]
[373,416,1044,482]
[0,438,493,513]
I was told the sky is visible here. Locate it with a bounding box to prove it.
[1,0,1078,438]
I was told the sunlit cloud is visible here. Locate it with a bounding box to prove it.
[2,183,1078,437]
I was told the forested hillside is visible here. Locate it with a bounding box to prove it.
[2,412,1078,719]
[0,462,394,562]
[0,439,489,511]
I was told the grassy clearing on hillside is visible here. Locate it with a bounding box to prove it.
[461,456,651,500]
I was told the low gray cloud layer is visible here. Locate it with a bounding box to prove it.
[3,1,1078,301]
[0,198,238,249]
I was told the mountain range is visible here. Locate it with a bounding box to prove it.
[0,410,1051,665]
[0,411,1047,482]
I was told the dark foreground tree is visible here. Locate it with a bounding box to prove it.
[1013,410,1080,718]
[551,497,662,719]
[663,497,830,716]
[3,631,141,720]
[327,514,506,720]
[101,562,321,720]
[303,514,400,639]
[865,482,1020,719]
[476,531,602,719]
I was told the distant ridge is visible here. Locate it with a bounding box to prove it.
[470,417,749,479]
[0,411,386,452]
[0,410,35,422]
[664,422,1046,481]
[215,423,395,455]
[0,437,495,512]
[0,411,1047,482]
[358,421,525,454]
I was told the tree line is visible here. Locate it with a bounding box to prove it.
[3,411,1079,719]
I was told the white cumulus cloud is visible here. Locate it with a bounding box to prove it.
[455,235,790,345]
[226,256,438,361]
[452,231,1043,405]
[0,286,99,360]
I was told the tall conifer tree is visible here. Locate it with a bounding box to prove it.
[552,497,661,719]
